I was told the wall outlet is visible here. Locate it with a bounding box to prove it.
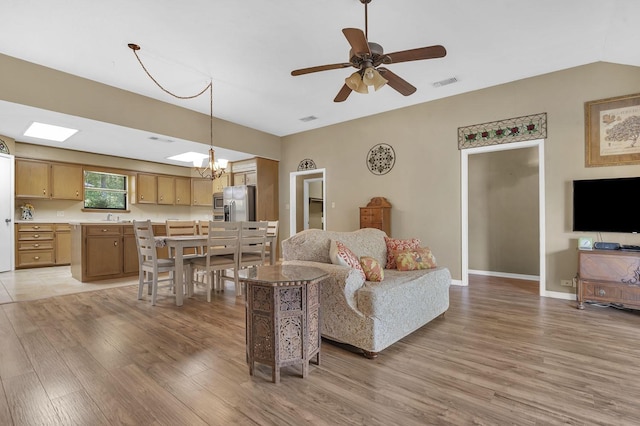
[56,211,64,217]
[560,279,573,287]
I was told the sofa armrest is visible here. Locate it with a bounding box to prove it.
[282,260,365,315]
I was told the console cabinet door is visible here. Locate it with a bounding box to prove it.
[191,178,213,206]
[137,173,157,204]
[157,176,175,205]
[175,177,191,206]
[85,235,123,278]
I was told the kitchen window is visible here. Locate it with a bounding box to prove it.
[84,170,128,210]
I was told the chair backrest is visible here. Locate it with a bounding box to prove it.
[239,221,268,265]
[207,221,241,259]
[197,220,210,255]
[267,221,279,238]
[166,220,197,256]
[133,220,157,265]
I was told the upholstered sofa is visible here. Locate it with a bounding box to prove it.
[281,228,451,357]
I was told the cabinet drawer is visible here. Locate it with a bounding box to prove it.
[581,281,622,302]
[85,226,122,236]
[18,241,54,251]
[17,224,54,232]
[55,224,71,232]
[17,250,55,267]
[18,232,54,241]
[360,217,381,228]
[360,208,382,221]
[123,226,135,235]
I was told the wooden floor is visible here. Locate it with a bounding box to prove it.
[1,275,639,425]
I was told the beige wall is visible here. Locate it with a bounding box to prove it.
[0,53,281,161]
[468,147,539,276]
[280,62,640,293]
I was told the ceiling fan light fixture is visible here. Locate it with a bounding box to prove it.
[362,67,388,91]
[345,72,368,94]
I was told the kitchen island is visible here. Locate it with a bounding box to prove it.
[70,221,168,282]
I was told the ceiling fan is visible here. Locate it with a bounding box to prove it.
[291,0,447,102]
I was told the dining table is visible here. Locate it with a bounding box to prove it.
[155,235,207,306]
[155,233,277,306]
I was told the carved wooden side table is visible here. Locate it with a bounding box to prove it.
[242,265,328,383]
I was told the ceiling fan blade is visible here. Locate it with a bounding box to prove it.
[333,84,352,102]
[342,28,371,56]
[291,63,352,76]
[377,68,416,96]
[386,45,446,64]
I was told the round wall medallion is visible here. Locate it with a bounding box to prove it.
[366,143,395,175]
[0,138,9,155]
[297,158,317,171]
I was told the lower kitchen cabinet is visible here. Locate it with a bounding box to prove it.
[71,223,141,282]
[16,223,56,268]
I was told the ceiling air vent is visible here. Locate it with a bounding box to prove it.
[299,115,318,122]
[148,136,175,143]
[432,77,458,88]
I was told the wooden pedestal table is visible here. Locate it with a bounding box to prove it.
[241,265,328,383]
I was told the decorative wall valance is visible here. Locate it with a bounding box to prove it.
[0,137,9,154]
[457,112,547,150]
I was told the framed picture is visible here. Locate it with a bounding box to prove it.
[585,93,640,167]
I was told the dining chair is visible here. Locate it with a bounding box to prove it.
[235,221,269,296]
[190,221,240,302]
[165,220,198,258]
[266,220,279,265]
[133,220,192,306]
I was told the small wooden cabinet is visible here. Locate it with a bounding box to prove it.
[212,173,229,194]
[71,224,141,282]
[136,173,157,204]
[51,163,83,200]
[191,178,213,206]
[360,197,392,236]
[15,159,83,200]
[16,223,55,268]
[175,177,191,206]
[577,249,640,310]
[157,176,175,205]
[54,224,71,265]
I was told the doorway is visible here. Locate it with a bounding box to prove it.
[289,168,326,237]
[0,154,15,272]
[303,178,324,230]
[461,139,545,295]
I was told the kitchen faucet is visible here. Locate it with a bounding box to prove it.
[106,213,113,221]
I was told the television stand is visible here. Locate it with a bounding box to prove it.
[577,249,640,310]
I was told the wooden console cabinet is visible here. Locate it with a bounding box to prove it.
[577,249,640,310]
[360,197,391,236]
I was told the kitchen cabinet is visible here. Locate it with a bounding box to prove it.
[15,159,83,200]
[191,178,213,206]
[360,197,392,236]
[15,223,55,268]
[71,224,140,282]
[230,157,279,221]
[157,175,175,205]
[54,224,71,265]
[212,173,229,194]
[15,159,50,199]
[51,163,83,200]
[175,177,191,205]
[136,173,157,204]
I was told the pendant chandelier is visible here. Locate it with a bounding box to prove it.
[128,43,227,180]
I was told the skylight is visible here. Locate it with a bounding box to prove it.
[24,122,78,142]
[167,151,208,166]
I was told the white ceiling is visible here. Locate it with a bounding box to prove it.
[1,0,640,167]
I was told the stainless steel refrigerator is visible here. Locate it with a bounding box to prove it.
[223,185,256,222]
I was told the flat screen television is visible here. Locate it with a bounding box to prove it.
[573,176,640,233]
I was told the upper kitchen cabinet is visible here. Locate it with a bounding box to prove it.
[136,173,157,204]
[157,175,175,205]
[51,163,83,200]
[175,177,191,206]
[16,159,83,200]
[212,172,230,194]
[191,178,213,206]
[16,159,49,198]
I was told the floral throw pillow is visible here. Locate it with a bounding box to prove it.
[360,256,384,282]
[330,240,365,278]
[395,247,438,271]
[384,236,421,269]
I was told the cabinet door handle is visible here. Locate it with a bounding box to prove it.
[34,256,40,260]
[141,195,144,200]
[102,229,108,232]
[114,241,118,246]
[43,189,46,195]
[33,244,40,248]
[34,234,39,238]
[34,226,40,229]
[598,289,606,296]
